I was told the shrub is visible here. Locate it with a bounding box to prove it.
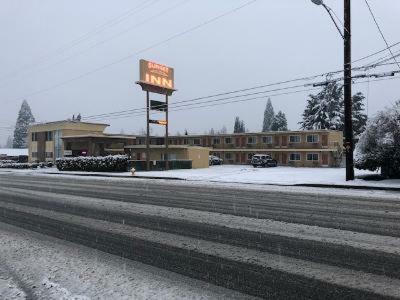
[0,162,38,169]
[355,101,400,178]
[56,155,128,172]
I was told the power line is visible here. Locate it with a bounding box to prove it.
[3,0,258,105]
[0,0,189,89]
[0,0,159,83]
[82,58,398,121]
[364,0,400,71]
[89,87,320,121]
[84,83,310,120]
[352,41,400,64]
[85,73,400,122]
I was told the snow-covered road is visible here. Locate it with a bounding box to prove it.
[0,223,256,300]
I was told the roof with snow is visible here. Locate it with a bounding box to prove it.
[0,148,28,157]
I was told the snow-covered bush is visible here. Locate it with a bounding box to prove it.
[56,155,128,172]
[355,101,400,178]
[0,162,38,169]
[0,160,15,164]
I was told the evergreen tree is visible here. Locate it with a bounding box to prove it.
[13,100,35,148]
[220,125,227,134]
[299,82,343,130]
[5,136,13,148]
[234,116,240,133]
[240,120,246,133]
[262,98,275,131]
[347,92,368,138]
[233,116,245,133]
[271,111,288,131]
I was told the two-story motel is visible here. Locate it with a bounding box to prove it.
[28,120,343,167]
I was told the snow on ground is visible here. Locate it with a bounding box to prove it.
[1,165,399,189]
[0,222,256,300]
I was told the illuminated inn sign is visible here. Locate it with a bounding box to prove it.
[138,59,175,95]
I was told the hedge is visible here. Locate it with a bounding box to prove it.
[0,162,39,169]
[56,155,128,172]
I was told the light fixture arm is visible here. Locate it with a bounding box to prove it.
[321,4,345,39]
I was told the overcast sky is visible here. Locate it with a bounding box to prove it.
[0,0,399,144]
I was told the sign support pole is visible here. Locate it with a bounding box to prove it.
[165,94,169,170]
[146,90,150,171]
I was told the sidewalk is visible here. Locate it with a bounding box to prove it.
[7,166,398,192]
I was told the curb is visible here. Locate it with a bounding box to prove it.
[42,171,186,181]
[294,183,400,192]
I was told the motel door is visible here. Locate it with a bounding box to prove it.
[241,153,246,164]
[274,135,280,146]
[322,135,328,147]
[241,137,246,147]
[281,153,287,165]
[235,137,241,147]
[235,153,240,163]
[281,136,288,147]
[322,153,329,166]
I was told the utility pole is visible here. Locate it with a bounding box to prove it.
[146,91,150,171]
[165,94,169,170]
[344,0,354,181]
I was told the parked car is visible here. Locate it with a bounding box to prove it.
[251,154,278,168]
[209,155,223,166]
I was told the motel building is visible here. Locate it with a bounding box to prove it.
[27,120,135,163]
[28,120,343,168]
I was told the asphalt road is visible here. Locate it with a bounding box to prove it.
[1,172,400,236]
[1,172,400,299]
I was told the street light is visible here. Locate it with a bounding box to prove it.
[311,0,354,181]
[311,0,344,39]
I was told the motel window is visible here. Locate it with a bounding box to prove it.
[307,153,319,161]
[289,135,301,143]
[183,138,189,145]
[247,136,257,144]
[31,132,38,141]
[225,153,232,160]
[45,131,53,141]
[193,138,201,145]
[289,153,301,161]
[32,152,38,158]
[45,152,53,158]
[225,137,232,144]
[307,134,319,143]
[262,136,272,144]
[137,138,144,145]
[212,138,220,145]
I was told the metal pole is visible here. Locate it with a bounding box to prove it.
[146,91,150,171]
[344,0,354,180]
[165,94,169,170]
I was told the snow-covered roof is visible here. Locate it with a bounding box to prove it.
[0,148,28,156]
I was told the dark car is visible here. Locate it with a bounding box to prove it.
[251,154,278,168]
[209,155,223,166]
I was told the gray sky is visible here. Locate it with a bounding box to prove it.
[0,0,399,144]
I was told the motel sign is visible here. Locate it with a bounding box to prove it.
[139,59,174,91]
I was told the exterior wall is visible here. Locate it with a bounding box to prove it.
[27,121,109,162]
[127,147,210,169]
[187,148,210,169]
[150,130,343,168]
